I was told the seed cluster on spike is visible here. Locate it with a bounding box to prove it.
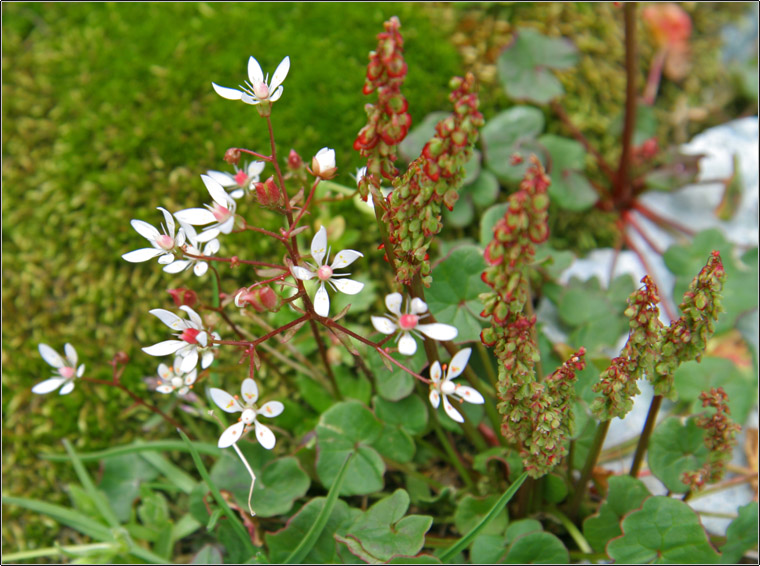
[652,251,725,397]
[354,16,411,195]
[479,157,582,477]
[681,387,740,490]
[384,73,484,286]
[591,275,664,421]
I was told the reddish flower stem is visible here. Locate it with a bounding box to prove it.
[623,210,664,255]
[622,230,678,321]
[235,147,272,162]
[615,1,638,209]
[631,200,696,237]
[181,250,286,270]
[288,178,322,232]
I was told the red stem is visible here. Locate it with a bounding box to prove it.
[615,2,638,208]
[235,147,272,162]
[622,230,678,321]
[631,200,696,237]
[623,210,664,255]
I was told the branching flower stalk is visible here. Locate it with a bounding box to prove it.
[630,250,726,477]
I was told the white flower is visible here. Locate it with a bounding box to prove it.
[163,222,220,277]
[209,378,284,449]
[290,226,364,317]
[371,292,458,356]
[428,348,484,423]
[142,306,220,372]
[175,175,237,243]
[206,161,266,200]
[155,357,197,396]
[311,147,337,179]
[32,343,85,395]
[122,207,187,267]
[212,56,290,106]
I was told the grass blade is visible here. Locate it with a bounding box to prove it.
[285,451,355,564]
[62,439,121,529]
[1,496,112,541]
[178,429,257,556]
[438,471,528,562]
[139,448,197,494]
[40,440,221,462]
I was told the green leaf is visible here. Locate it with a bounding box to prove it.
[505,518,544,543]
[439,472,528,561]
[316,401,385,495]
[63,439,122,529]
[606,496,720,563]
[138,449,196,495]
[334,365,372,405]
[504,531,569,564]
[387,555,442,564]
[538,134,596,211]
[482,106,545,184]
[720,502,758,563]
[426,245,490,342]
[136,486,170,532]
[454,494,508,537]
[443,194,475,228]
[470,533,510,564]
[2,495,113,542]
[98,453,160,523]
[673,356,757,425]
[663,229,758,334]
[583,475,651,553]
[368,348,424,401]
[374,424,416,463]
[467,170,501,208]
[542,473,569,504]
[497,28,578,104]
[648,417,709,493]
[210,445,309,517]
[40,440,223,462]
[191,544,223,564]
[373,395,428,436]
[480,203,510,247]
[283,452,357,564]
[295,374,335,413]
[344,489,433,562]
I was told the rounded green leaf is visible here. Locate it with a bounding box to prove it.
[454,494,508,537]
[542,473,569,504]
[538,134,596,211]
[720,502,759,563]
[607,496,720,563]
[316,401,385,496]
[504,531,569,564]
[466,170,500,208]
[373,395,428,436]
[648,417,709,494]
[583,475,651,553]
[482,106,545,184]
[480,203,510,247]
[426,245,490,342]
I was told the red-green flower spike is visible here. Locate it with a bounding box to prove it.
[354,16,411,202]
[384,73,484,286]
[653,251,725,398]
[681,387,740,490]
[591,275,663,421]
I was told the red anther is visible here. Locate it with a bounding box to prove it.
[378,243,385,250]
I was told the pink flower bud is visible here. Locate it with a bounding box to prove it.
[287,149,303,170]
[235,286,278,312]
[168,288,198,308]
[311,147,337,180]
[255,176,283,207]
[224,148,242,165]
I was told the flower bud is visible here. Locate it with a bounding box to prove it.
[168,287,198,308]
[113,351,130,365]
[311,147,337,180]
[287,149,303,171]
[224,148,241,165]
[255,176,284,207]
[235,286,278,312]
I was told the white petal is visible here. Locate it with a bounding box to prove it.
[142,340,185,357]
[76,364,85,377]
[212,83,243,100]
[196,331,208,347]
[410,298,428,315]
[241,378,259,404]
[314,283,330,317]
[157,207,175,237]
[269,56,290,92]
[429,389,441,409]
[201,350,215,369]
[311,226,328,266]
[291,266,315,281]
[218,217,235,235]
[174,208,217,226]
[181,350,199,373]
[180,306,204,328]
[385,292,403,316]
[206,170,236,187]
[447,348,472,380]
[230,189,244,199]
[184,369,197,386]
[218,422,246,448]
[156,385,174,394]
[201,174,233,208]
[32,377,65,394]
[371,316,397,335]
[259,401,284,418]
[38,344,64,368]
[194,262,209,277]
[163,260,191,274]
[430,361,442,383]
[331,278,364,295]
[442,396,464,423]
[59,381,75,395]
[455,385,485,405]
[64,344,78,366]
[130,219,160,241]
[398,332,418,356]
[240,93,260,105]
[149,308,186,330]
[122,248,164,263]
[247,161,266,177]
[254,421,276,449]
[210,388,243,413]
[247,56,264,85]
[158,363,172,379]
[204,239,220,255]
[195,227,221,243]
[268,85,284,102]
[180,221,199,241]
[417,323,458,342]
[157,252,176,265]
[330,249,363,269]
